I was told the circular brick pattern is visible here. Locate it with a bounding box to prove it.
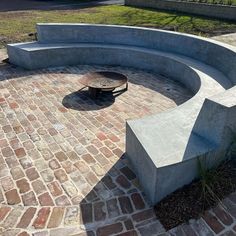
[0,65,191,207]
[0,62,193,234]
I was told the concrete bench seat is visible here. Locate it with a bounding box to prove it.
[7,41,231,88]
[7,24,236,205]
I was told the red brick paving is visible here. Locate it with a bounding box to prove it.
[0,49,235,235]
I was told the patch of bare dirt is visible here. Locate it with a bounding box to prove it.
[155,160,236,230]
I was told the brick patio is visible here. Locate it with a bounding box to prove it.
[0,48,235,236]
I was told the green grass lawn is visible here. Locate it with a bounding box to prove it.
[0,5,236,48]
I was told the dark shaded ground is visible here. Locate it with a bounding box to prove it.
[0,0,123,12]
[155,160,236,230]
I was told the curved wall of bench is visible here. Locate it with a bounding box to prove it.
[8,44,202,93]
[36,24,236,84]
[7,24,236,204]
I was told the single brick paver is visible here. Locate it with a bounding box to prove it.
[213,205,234,226]
[131,193,145,210]
[94,201,106,221]
[17,207,37,228]
[5,189,21,205]
[97,222,123,236]
[0,207,11,221]
[47,207,64,228]
[202,211,225,234]
[33,207,51,229]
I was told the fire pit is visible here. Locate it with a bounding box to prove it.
[80,71,128,98]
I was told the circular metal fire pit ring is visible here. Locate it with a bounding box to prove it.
[79,71,128,98]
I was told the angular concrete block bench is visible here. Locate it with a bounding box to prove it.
[7,24,236,204]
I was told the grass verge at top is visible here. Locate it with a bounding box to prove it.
[0,5,236,48]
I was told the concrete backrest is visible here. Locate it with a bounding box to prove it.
[37,23,236,85]
[193,85,236,146]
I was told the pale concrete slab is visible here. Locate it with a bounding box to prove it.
[212,33,236,48]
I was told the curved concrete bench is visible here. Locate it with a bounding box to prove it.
[7,24,236,204]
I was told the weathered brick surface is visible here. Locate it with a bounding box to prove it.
[116,230,138,236]
[22,191,38,206]
[1,208,22,229]
[54,169,68,183]
[16,178,30,193]
[212,205,234,226]
[32,179,47,195]
[0,53,233,236]
[94,201,106,222]
[116,175,131,189]
[18,232,30,236]
[181,224,198,236]
[0,207,11,221]
[119,196,133,214]
[25,167,39,181]
[14,148,26,158]
[124,219,134,231]
[47,181,63,197]
[10,166,25,180]
[2,147,14,157]
[1,176,14,191]
[38,192,54,206]
[138,221,165,235]
[64,206,80,226]
[106,198,120,218]
[47,207,64,228]
[120,167,136,180]
[96,222,123,236]
[5,189,21,205]
[33,207,51,229]
[55,195,71,206]
[80,203,93,224]
[17,207,37,228]
[202,211,225,234]
[132,209,156,223]
[222,199,236,218]
[131,193,145,210]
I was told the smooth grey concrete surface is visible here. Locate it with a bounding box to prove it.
[35,24,236,84]
[213,33,236,47]
[125,0,236,21]
[6,42,203,92]
[7,24,236,204]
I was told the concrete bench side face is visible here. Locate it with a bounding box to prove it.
[127,93,236,204]
[36,24,236,85]
[6,45,202,95]
[7,44,32,69]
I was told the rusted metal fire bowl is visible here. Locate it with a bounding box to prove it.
[80,71,128,98]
